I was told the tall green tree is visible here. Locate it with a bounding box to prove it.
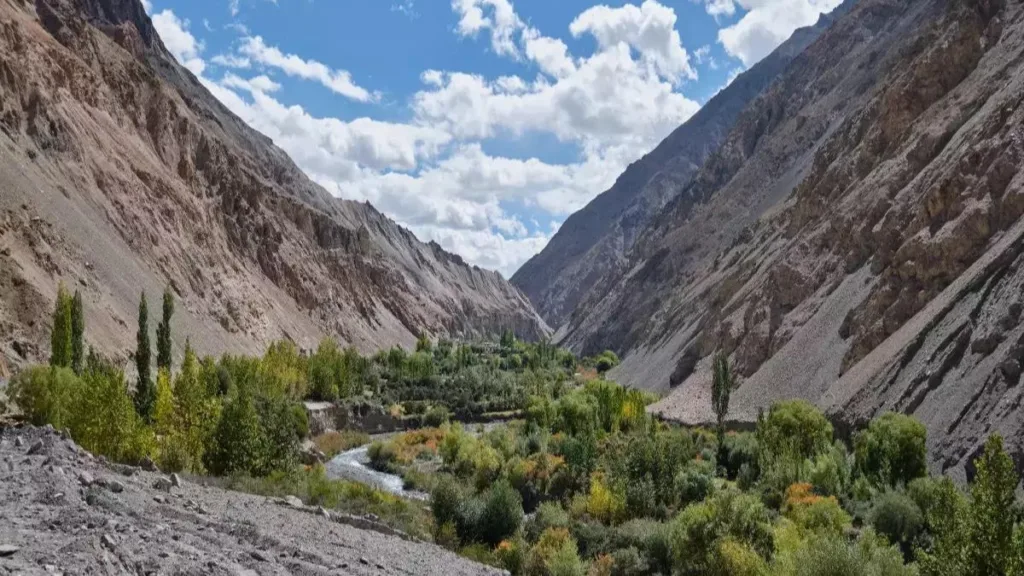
[712,351,734,464]
[134,293,155,420]
[156,286,174,373]
[50,283,73,368]
[969,434,1019,575]
[70,290,85,375]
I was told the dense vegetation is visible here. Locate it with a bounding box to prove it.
[8,286,1024,575]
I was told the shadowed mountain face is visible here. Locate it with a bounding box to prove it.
[544,0,1024,476]
[0,0,549,368]
[510,1,854,330]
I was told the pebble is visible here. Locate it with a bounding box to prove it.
[0,545,19,557]
[78,472,94,486]
[100,534,117,551]
[153,495,167,504]
[250,550,269,562]
[106,480,125,494]
[359,557,370,566]
[153,478,172,491]
[26,440,45,456]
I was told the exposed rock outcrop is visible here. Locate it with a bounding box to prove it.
[511,0,855,328]
[554,0,1024,475]
[0,0,548,369]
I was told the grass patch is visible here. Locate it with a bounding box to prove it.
[313,430,370,458]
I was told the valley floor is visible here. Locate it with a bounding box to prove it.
[0,425,500,576]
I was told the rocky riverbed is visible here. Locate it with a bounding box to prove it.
[0,425,501,575]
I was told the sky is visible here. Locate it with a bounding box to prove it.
[142,0,844,278]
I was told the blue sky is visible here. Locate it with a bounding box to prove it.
[144,0,843,277]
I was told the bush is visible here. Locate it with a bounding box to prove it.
[721,433,758,480]
[614,519,673,575]
[478,481,525,546]
[855,412,927,487]
[313,430,370,458]
[424,405,452,427]
[610,547,646,576]
[757,400,833,467]
[783,483,851,535]
[671,491,774,574]
[869,491,923,554]
[675,459,716,507]
[431,475,463,536]
[528,502,571,542]
[790,530,914,576]
[527,528,584,576]
[9,366,77,430]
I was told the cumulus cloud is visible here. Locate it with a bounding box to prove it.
[713,0,844,67]
[151,10,206,76]
[151,1,702,277]
[238,36,378,102]
[569,0,695,83]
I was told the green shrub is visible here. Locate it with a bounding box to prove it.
[721,433,758,480]
[424,405,452,427]
[855,413,927,487]
[675,459,716,507]
[610,546,646,576]
[431,475,463,535]
[9,365,77,430]
[757,400,833,467]
[671,491,773,574]
[313,430,370,458]
[791,530,914,576]
[478,481,525,546]
[528,502,571,542]
[869,491,923,554]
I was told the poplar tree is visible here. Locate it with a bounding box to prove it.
[134,293,155,419]
[50,283,72,368]
[156,286,174,373]
[70,290,85,375]
[712,351,734,465]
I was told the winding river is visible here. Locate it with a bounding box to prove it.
[325,445,429,501]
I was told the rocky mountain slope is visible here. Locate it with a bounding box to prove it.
[0,0,548,369]
[510,1,854,329]
[555,0,1024,475]
[0,425,501,575]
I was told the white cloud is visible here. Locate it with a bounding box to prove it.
[451,0,522,57]
[715,0,843,67]
[702,0,736,18]
[239,36,377,102]
[150,10,206,76]
[229,0,240,17]
[221,73,282,93]
[569,0,696,84]
[150,2,702,277]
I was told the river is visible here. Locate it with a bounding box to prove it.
[324,445,429,501]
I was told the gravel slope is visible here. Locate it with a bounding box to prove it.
[0,426,501,576]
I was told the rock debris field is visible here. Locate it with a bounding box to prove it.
[0,426,502,575]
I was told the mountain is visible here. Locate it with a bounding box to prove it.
[0,0,548,369]
[554,0,1023,475]
[510,1,854,329]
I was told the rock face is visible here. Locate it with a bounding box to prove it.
[551,0,1024,476]
[0,0,548,368]
[510,0,854,329]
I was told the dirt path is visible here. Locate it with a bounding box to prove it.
[0,426,502,575]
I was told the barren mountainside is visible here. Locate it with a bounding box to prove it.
[510,1,854,329]
[555,0,1024,476]
[0,0,548,370]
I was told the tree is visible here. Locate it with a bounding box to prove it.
[416,333,433,354]
[855,412,928,487]
[70,290,84,375]
[205,388,264,476]
[156,286,174,373]
[712,351,734,464]
[968,434,1018,575]
[134,293,155,420]
[50,283,72,368]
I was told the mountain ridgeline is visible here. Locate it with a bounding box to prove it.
[518,0,1024,476]
[0,0,548,369]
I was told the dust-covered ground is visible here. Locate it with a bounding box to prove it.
[0,426,501,576]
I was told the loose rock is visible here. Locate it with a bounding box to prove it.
[170,473,182,488]
[0,545,19,557]
[106,480,125,494]
[153,478,172,492]
[78,471,95,487]
[26,440,45,455]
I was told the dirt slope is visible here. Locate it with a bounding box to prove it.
[0,425,500,575]
[556,0,1024,475]
[0,0,548,370]
[510,1,854,329]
